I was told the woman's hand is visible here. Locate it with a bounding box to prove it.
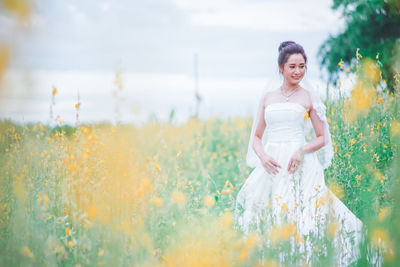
[287,148,304,174]
[260,155,282,175]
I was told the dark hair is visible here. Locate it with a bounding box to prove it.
[278,41,307,68]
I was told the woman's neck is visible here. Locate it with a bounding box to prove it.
[281,81,299,92]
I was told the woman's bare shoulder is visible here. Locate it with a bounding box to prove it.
[298,87,313,110]
[263,89,281,104]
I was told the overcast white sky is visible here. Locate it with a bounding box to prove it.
[0,0,345,124]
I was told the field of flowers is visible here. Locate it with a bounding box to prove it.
[0,56,399,266]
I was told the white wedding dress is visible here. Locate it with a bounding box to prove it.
[234,102,364,266]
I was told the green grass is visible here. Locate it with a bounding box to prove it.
[0,58,399,266]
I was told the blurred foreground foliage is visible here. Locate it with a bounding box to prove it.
[0,56,400,266]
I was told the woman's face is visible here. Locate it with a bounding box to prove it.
[279,53,306,86]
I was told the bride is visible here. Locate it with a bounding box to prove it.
[234,41,364,266]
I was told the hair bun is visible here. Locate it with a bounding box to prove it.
[278,41,296,53]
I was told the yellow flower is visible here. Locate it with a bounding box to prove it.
[68,240,74,248]
[371,228,395,262]
[229,183,235,191]
[87,204,98,219]
[316,197,325,209]
[235,119,246,130]
[378,207,391,222]
[152,162,161,173]
[171,191,186,205]
[281,223,296,240]
[328,222,339,238]
[329,182,344,200]
[98,249,105,256]
[37,193,42,204]
[153,197,162,207]
[43,194,49,204]
[371,168,386,183]
[281,202,289,213]
[239,232,258,262]
[349,139,356,147]
[269,223,296,243]
[223,180,230,188]
[303,112,309,121]
[68,164,77,172]
[75,102,81,109]
[221,189,231,195]
[361,58,381,85]
[21,246,34,259]
[371,227,389,247]
[337,59,344,69]
[353,82,374,110]
[221,211,233,227]
[52,86,57,96]
[356,48,363,60]
[377,97,383,104]
[294,230,304,244]
[2,0,30,19]
[343,79,376,122]
[65,227,71,236]
[203,195,215,207]
[152,197,163,207]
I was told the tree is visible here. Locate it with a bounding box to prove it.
[319,0,400,92]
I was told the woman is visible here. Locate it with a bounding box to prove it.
[234,41,363,266]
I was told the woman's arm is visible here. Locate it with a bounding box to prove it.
[252,100,268,160]
[287,105,326,173]
[252,94,282,174]
[300,105,326,154]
